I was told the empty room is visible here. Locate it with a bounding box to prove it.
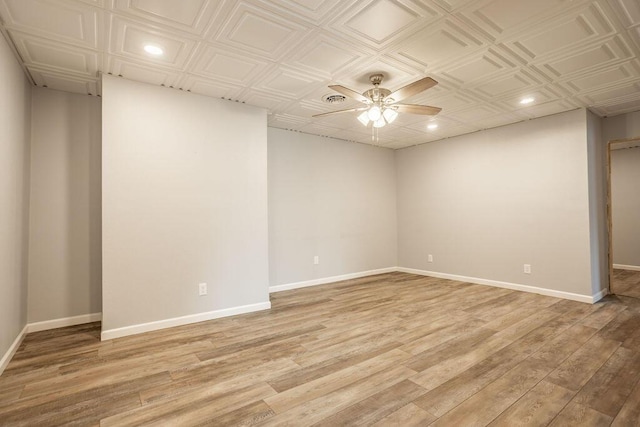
[2,0,640,425]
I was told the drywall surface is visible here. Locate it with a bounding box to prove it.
[0,34,31,366]
[603,111,640,142]
[396,109,595,297]
[268,128,397,287]
[28,88,102,323]
[611,146,640,267]
[101,76,269,335]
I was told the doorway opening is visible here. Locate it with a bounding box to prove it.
[607,137,640,298]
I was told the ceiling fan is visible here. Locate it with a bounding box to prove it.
[313,74,442,128]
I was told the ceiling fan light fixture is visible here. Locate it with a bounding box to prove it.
[373,116,386,128]
[383,108,398,124]
[367,105,381,121]
[357,111,370,126]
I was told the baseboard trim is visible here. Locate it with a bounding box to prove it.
[0,324,28,376]
[396,267,600,304]
[613,264,640,272]
[101,301,271,341]
[27,313,102,333]
[269,267,397,293]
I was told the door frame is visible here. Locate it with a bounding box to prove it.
[606,136,640,294]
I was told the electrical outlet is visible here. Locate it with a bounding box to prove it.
[524,264,531,274]
[314,255,319,265]
[198,283,207,296]
[428,254,433,262]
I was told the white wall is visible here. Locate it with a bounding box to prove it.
[586,110,608,295]
[396,109,599,300]
[28,88,102,323]
[268,129,397,288]
[101,76,269,338]
[611,146,640,268]
[0,34,31,370]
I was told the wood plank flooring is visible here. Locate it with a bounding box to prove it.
[611,269,640,299]
[2,272,640,426]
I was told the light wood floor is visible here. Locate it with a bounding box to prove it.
[611,268,640,299]
[2,272,640,426]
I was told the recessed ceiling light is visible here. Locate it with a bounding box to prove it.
[144,45,164,56]
[520,97,535,105]
[427,123,438,130]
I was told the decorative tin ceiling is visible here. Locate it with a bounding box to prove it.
[1,0,639,149]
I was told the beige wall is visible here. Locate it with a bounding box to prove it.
[611,146,640,267]
[268,128,397,288]
[0,34,31,368]
[101,76,269,337]
[28,88,102,323]
[396,109,598,299]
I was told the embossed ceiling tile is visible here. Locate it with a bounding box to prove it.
[395,19,485,68]
[440,48,517,84]
[259,67,325,99]
[298,122,343,137]
[445,103,503,122]
[472,69,543,98]
[516,99,580,119]
[494,86,563,110]
[109,15,199,69]
[455,0,581,41]
[10,30,100,77]
[0,0,102,48]
[411,91,479,115]
[284,30,370,78]
[112,0,221,35]
[189,43,270,85]
[403,115,464,133]
[180,75,245,100]
[214,1,310,61]
[612,0,640,28]
[106,55,181,87]
[427,121,481,138]
[29,66,99,95]
[431,0,482,13]
[268,112,311,130]
[329,0,442,48]
[468,111,523,129]
[263,0,352,23]
[560,60,640,93]
[578,80,640,105]
[597,97,640,115]
[503,3,615,62]
[540,36,633,78]
[239,88,291,111]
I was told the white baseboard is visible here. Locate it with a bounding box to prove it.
[27,312,102,333]
[613,264,640,272]
[396,267,601,304]
[0,324,28,376]
[269,267,397,293]
[101,301,271,341]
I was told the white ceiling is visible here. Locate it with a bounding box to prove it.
[1,0,639,149]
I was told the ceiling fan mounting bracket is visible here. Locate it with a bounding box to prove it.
[369,74,384,86]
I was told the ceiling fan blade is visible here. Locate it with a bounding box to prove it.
[387,77,438,103]
[328,85,371,104]
[312,107,367,118]
[394,104,442,115]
